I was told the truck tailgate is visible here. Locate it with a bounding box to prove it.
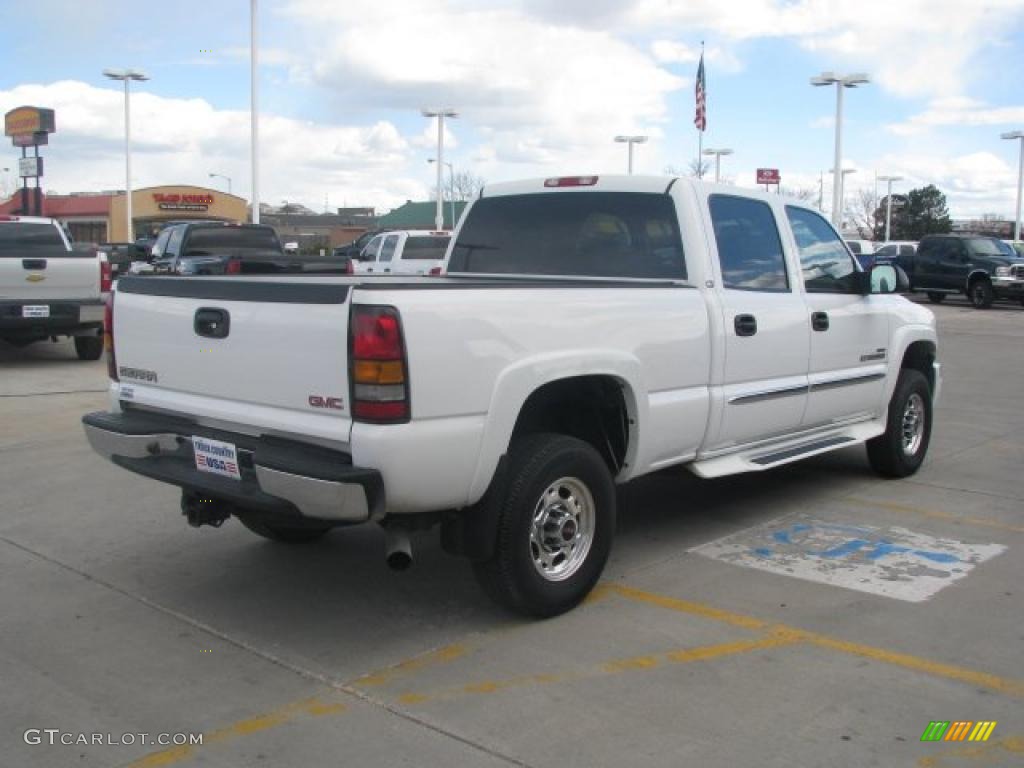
[113,277,354,444]
[0,251,99,301]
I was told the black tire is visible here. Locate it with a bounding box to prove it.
[866,369,932,478]
[74,335,104,361]
[472,433,615,618]
[926,292,945,304]
[237,516,333,543]
[968,279,994,309]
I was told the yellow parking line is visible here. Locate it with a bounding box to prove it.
[125,696,349,768]
[843,497,1024,534]
[917,733,1024,767]
[395,630,803,706]
[353,643,469,687]
[608,585,1024,699]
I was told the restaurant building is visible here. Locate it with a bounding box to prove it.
[0,184,248,243]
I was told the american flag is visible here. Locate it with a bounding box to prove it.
[694,52,706,132]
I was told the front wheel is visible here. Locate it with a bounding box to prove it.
[866,369,932,478]
[472,433,615,618]
[969,280,994,309]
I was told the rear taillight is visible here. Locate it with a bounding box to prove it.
[105,294,118,382]
[428,266,443,276]
[350,306,409,422]
[346,259,354,275]
[100,258,112,293]
[225,257,241,275]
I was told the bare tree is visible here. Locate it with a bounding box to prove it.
[779,186,817,203]
[844,189,881,238]
[687,158,712,178]
[450,170,486,201]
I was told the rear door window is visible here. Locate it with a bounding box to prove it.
[709,195,788,291]
[447,192,685,279]
[184,227,280,255]
[379,235,399,263]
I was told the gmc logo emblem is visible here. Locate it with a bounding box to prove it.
[308,395,344,410]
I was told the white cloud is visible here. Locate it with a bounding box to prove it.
[888,100,1024,136]
[0,81,423,213]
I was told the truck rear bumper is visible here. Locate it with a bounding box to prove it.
[0,299,103,338]
[82,410,382,523]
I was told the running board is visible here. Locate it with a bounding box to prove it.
[689,421,884,479]
[750,436,854,465]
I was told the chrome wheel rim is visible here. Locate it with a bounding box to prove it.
[901,393,925,456]
[529,477,594,582]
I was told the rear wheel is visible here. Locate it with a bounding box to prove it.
[867,368,932,478]
[926,292,945,304]
[968,279,994,309]
[74,335,104,361]
[472,433,615,618]
[238,516,333,543]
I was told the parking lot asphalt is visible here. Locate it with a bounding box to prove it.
[2,296,1022,768]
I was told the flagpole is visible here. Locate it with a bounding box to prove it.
[696,41,705,179]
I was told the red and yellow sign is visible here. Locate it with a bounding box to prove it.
[4,106,56,138]
[153,193,215,211]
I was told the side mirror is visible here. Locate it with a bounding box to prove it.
[869,264,901,294]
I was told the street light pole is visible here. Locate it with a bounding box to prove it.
[614,135,648,174]
[1001,131,1024,242]
[422,108,458,231]
[251,0,260,223]
[208,173,232,195]
[877,174,903,242]
[428,158,455,229]
[828,168,857,227]
[811,71,869,228]
[103,68,149,241]
[702,148,734,183]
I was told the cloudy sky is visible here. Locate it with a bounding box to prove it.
[2,0,1024,220]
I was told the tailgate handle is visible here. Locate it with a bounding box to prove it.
[194,307,230,339]
[23,258,47,270]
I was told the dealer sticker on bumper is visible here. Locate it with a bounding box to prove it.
[22,305,50,318]
[191,436,241,480]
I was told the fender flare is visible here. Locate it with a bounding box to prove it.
[465,350,645,506]
[883,325,938,403]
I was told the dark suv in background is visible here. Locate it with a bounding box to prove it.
[906,234,1024,308]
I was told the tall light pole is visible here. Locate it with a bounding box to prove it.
[103,68,148,241]
[828,168,857,228]
[702,148,733,183]
[614,135,648,174]
[208,172,232,195]
[422,108,457,231]
[811,71,870,227]
[877,174,903,242]
[250,0,260,223]
[1001,131,1024,242]
[428,158,456,229]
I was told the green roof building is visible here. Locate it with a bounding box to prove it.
[377,200,468,230]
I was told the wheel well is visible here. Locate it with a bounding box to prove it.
[901,341,936,393]
[511,376,631,474]
[966,271,991,287]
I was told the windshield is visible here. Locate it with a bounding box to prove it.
[448,192,686,279]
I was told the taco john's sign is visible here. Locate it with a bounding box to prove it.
[153,192,215,211]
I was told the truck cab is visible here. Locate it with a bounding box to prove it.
[355,230,451,275]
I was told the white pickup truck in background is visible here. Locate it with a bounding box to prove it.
[1,215,109,359]
[354,229,451,275]
[83,175,939,617]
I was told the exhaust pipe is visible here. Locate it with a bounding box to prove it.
[384,526,413,571]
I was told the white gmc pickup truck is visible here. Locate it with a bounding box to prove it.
[83,175,940,617]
